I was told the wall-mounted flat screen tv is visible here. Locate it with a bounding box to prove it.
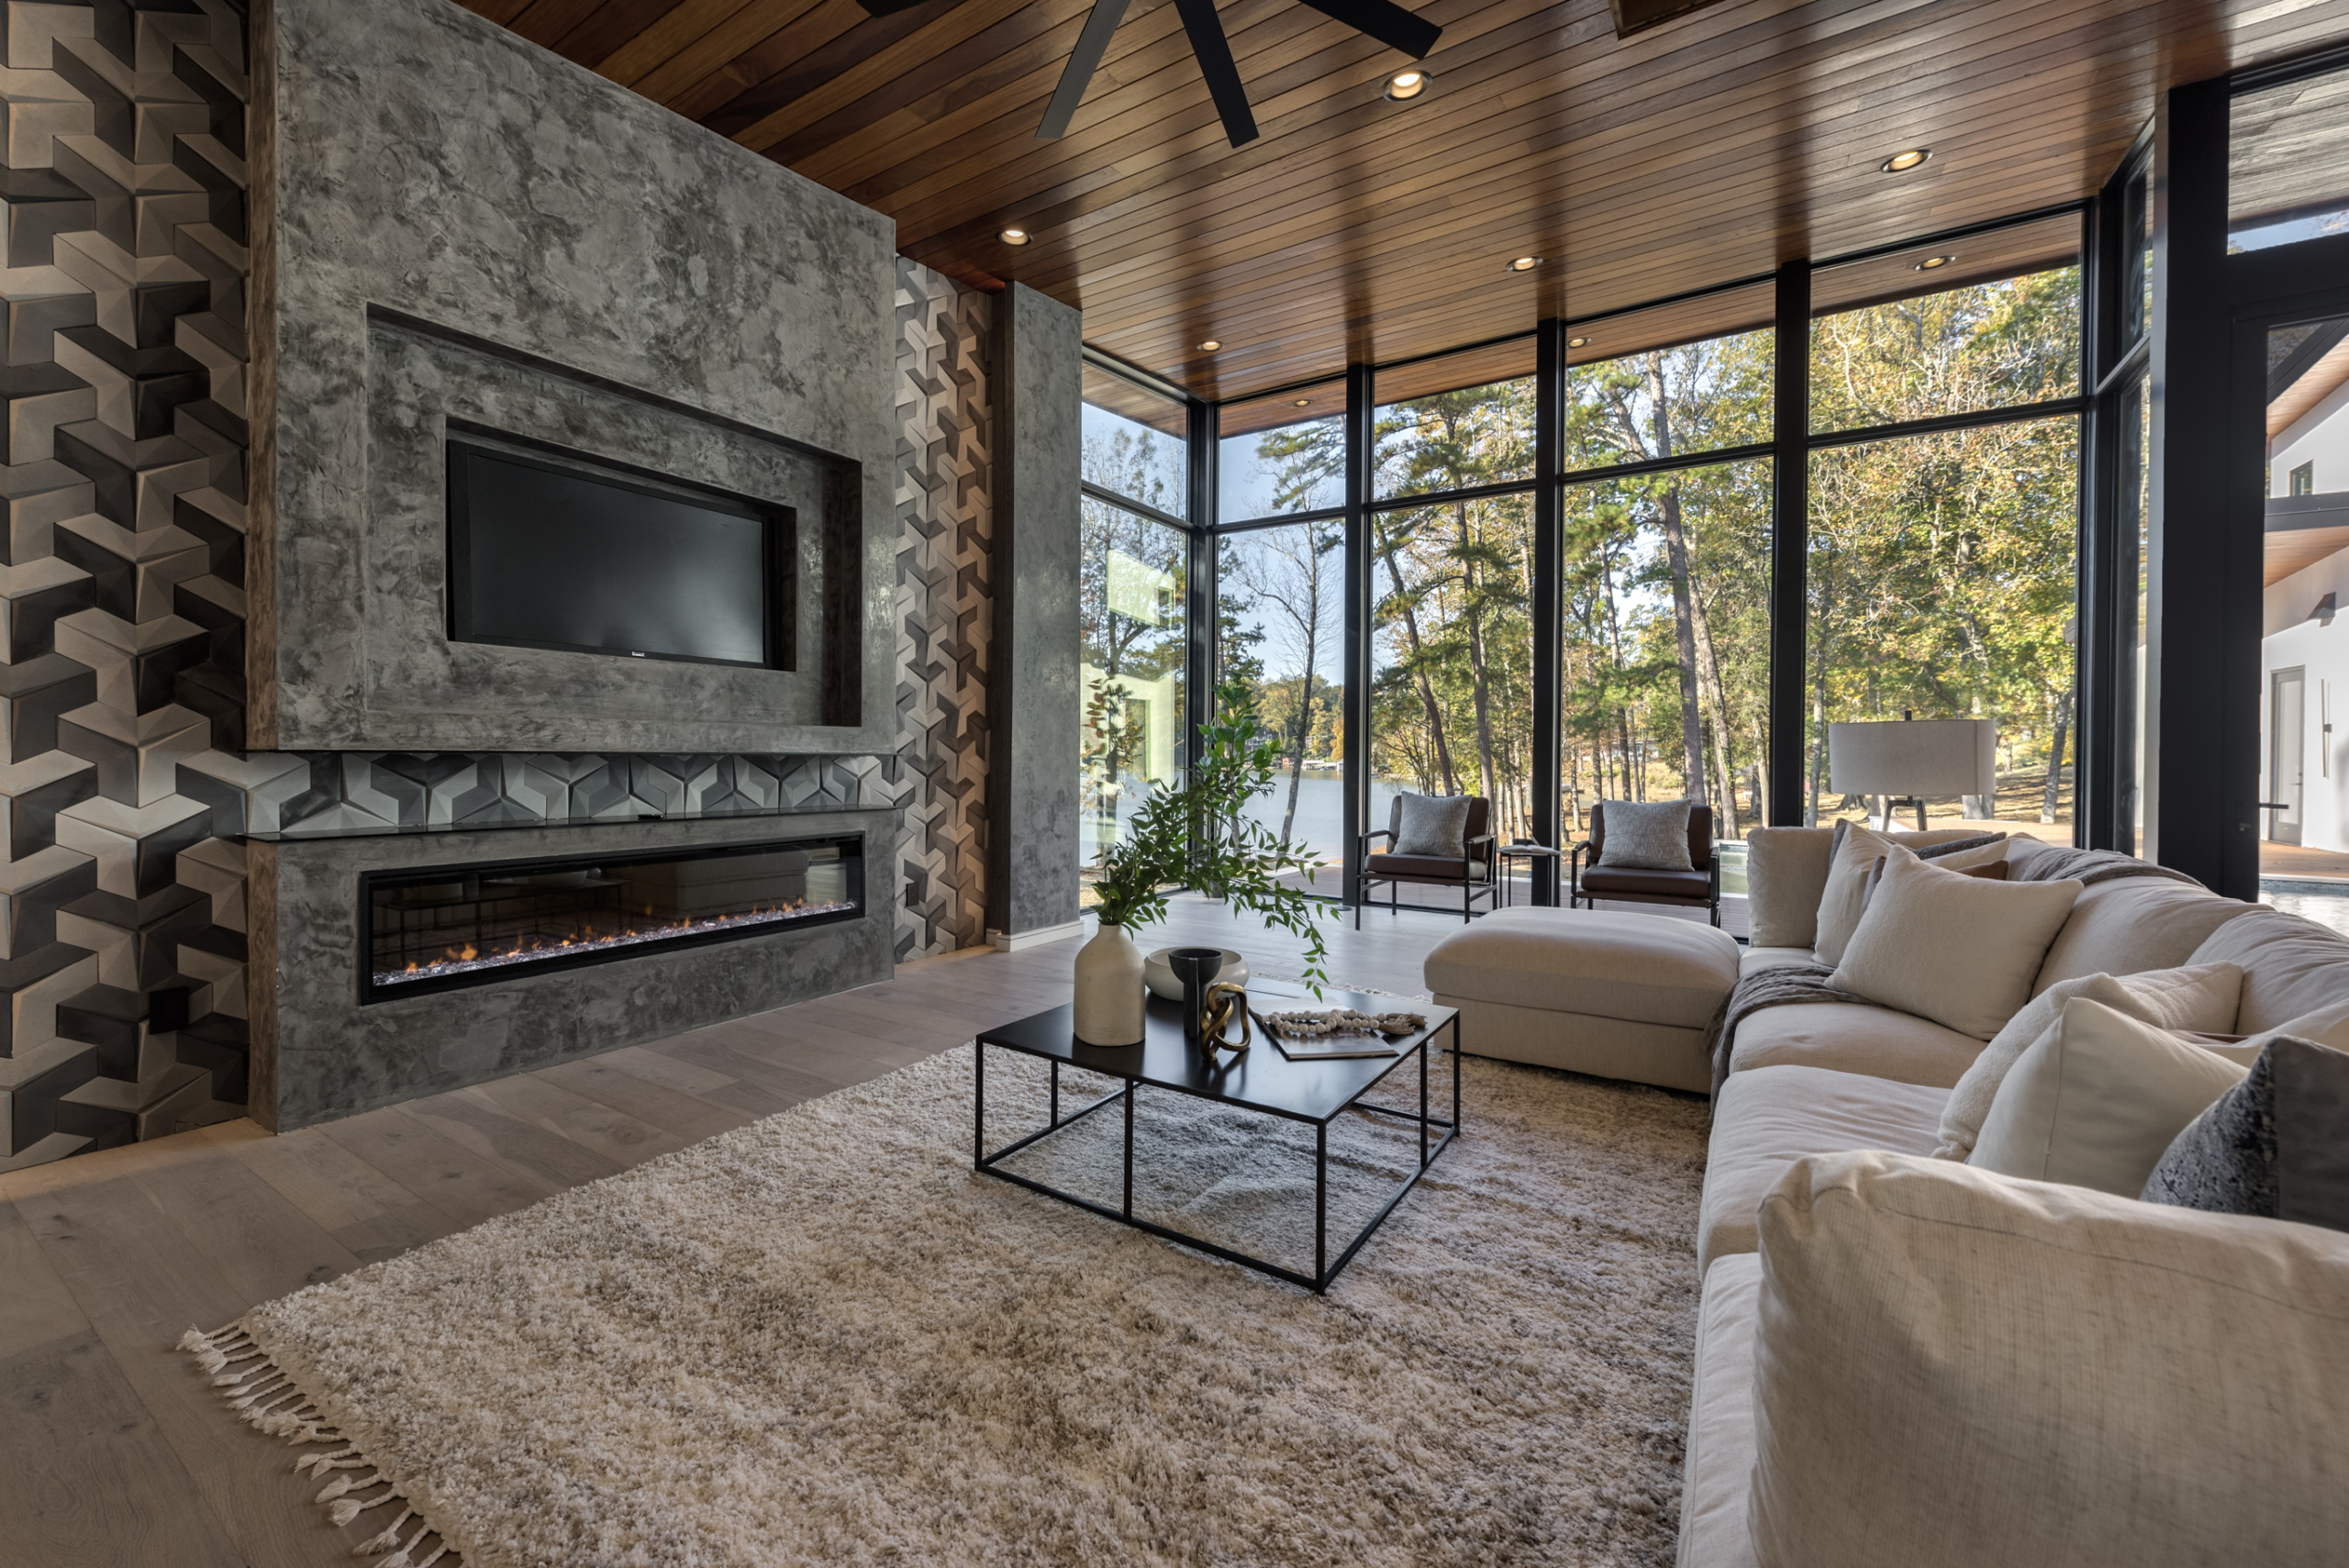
[446,436,793,670]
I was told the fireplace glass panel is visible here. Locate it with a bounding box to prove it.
[362,836,860,1002]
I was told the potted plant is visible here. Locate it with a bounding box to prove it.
[1074,677,1333,1045]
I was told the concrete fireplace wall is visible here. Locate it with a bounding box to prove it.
[253,808,896,1130]
[254,0,897,755]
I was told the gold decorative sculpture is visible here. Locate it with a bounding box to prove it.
[1201,981,1252,1056]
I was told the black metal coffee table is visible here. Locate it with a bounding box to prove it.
[973,984,1460,1293]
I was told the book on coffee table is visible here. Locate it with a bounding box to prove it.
[1249,1007,1403,1062]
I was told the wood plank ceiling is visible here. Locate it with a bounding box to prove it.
[458,0,2349,402]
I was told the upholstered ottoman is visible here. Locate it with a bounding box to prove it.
[1422,906,1741,1092]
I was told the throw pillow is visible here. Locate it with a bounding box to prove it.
[1932,961,2245,1159]
[1860,845,2009,910]
[1595,798,1693,872]
[1747,1150,2349,1568]
[2143,1035,2349,1233]
[1826,851,2081,1040]
[1391,793,1472,858]
[1969,997,2247,1195]
[1812,822,2009,966]
[1743,826,1837,948]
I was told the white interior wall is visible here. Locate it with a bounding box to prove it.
[2261,541,2349,851]
[2274,375,2349,495]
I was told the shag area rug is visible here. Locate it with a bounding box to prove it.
[186,1045,1709,1567]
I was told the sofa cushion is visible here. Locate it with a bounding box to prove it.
[1578,866,1710,898]
[1743,827,1834,949]
[1933,962,2245,1160]
[1698,1063,1946,1273]
[2187,904,2349,1033]
[1419,906,1738,1028]
[1679,1254,1764,1568]
[1746,1150,2349,1568]
[1828,851,2081,1040]
[1727,1002,1983,1088]
[1969,997,2247,1196]
[1812,823,2008,966]
[1738,946,1818,979]
[2032,875,2254,995]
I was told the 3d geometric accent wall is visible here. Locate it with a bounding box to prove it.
[893,259,991,962]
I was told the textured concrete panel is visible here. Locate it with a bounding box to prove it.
[259,0,898,753]
[356,317,845,748]
[990,283,1083,937]
[256,809,896,1130]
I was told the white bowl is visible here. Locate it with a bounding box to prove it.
[1142,946,1250,1001]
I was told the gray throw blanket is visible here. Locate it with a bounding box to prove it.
[1703,962,1890,1100]
[2009,843,2206,888]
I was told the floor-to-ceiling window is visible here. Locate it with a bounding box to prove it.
[1180,206,2126,907]
[1079,361,1193,900]
[1803,219,2087,837]
[1557,287,1776,841]
[1214,382,1348,879]
[1368,343,1539,841]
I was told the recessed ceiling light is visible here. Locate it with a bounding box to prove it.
[999,227,1030,245]
[1197,339,1221,351]
[1879,148,1932,173]
[1506,255,1542,272]
[1384,70,1430,102]
[1915,253,1955,271]
[1567,336,1589,348]
[1294,398,1311,406]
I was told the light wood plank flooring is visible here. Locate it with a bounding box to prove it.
[0,894,1598,1567]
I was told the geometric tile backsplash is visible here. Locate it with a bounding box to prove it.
[0,2,999,1171]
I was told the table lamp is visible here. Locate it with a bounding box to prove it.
[1826,713,1997,831]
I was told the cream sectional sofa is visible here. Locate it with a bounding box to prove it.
[1682,828,2349,1565]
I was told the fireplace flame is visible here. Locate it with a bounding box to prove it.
[375,895,856,990]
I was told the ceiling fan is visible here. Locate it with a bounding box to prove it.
[853,0,1442,150]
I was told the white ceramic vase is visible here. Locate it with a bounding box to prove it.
[1073,918,1147,1046]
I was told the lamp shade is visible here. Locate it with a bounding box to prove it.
[1827,718,1996,797]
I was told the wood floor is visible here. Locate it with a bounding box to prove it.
[0,894,1516,1568]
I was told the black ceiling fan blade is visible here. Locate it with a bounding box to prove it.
[854,0,941,17]
[1172,0,1259,148]
[1290,0,1440,59]
[1038,0,1131,140]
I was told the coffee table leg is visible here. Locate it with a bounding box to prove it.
[1419,1032,1430,1169]
[1315,1119,1328,1289]
[1050,1059,1060,1127]
[1122,1080,1134,1219]
[1453,1016,1463,1131]
[973,1041,985,1168]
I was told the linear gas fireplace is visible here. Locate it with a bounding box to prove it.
[360,836,862,1003]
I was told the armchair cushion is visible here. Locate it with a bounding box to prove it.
[1365,851,1488,882]
[1577,866,1712,899]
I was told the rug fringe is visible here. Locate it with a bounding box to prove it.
[180,1322,456,1565]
